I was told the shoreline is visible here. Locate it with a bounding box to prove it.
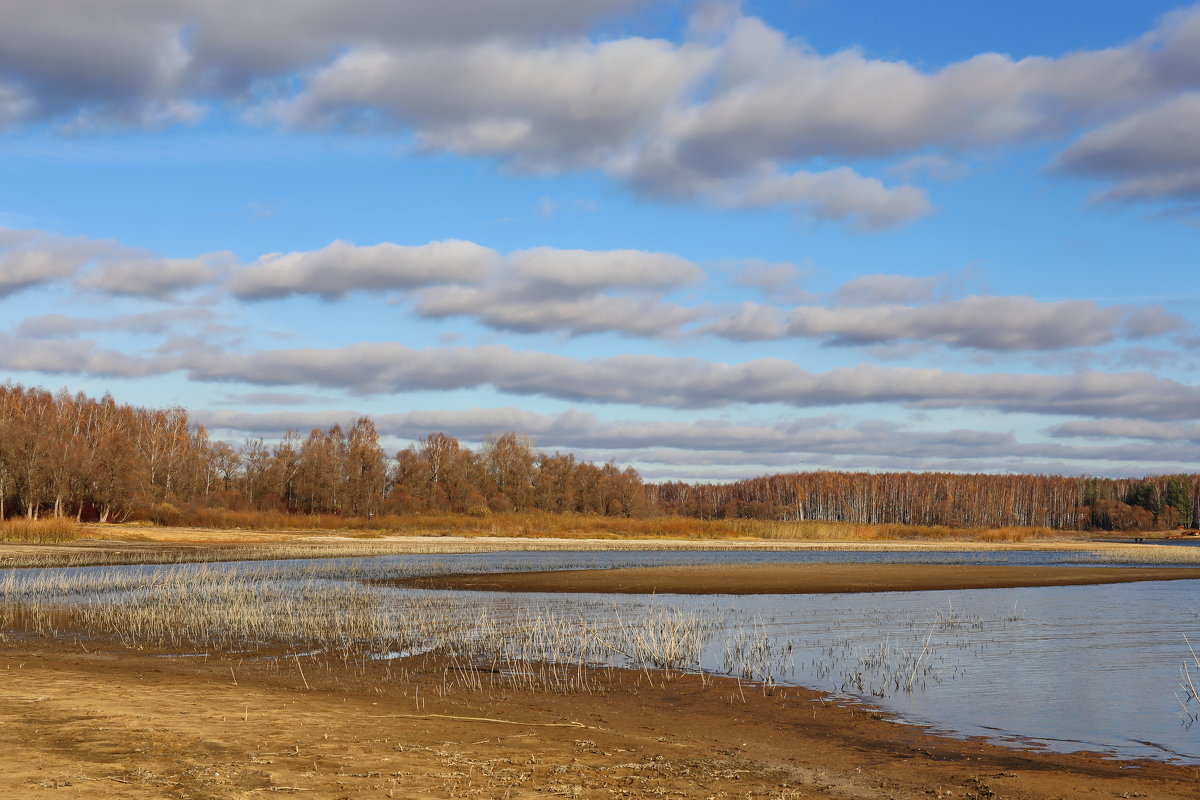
[391,563,1200,594]
[4,530,1199,570]
[2,641,1196,798]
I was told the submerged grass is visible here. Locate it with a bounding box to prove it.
[0,561,731,695]
[1,554,1140,705]
[1180,634,1200,726]
[1,554,1033,702]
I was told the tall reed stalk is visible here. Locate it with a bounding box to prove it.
[1179,634,1200,726]
[0,562,729,695]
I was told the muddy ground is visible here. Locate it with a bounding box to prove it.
[399,563,1200,594]
[2,640,1197,800]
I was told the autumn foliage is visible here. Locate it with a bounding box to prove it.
[0,383,648,524]
[0,382,1196,532]
[648,472,1199,531]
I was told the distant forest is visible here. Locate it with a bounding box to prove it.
[1,382,1197,531]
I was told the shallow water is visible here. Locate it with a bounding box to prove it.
[335,549,1200,763]
[431,581,1200,763]
[7,543,1194,584]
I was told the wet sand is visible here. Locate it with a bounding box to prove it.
[397,563,1200,594]
[3,642,1197,799]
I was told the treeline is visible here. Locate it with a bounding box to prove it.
[1,382,1197,530]
[0,383,649,522]
[648,471,1200,531]
[0,385,207,522]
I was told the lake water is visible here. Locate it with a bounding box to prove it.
[425,580,1200,763]
[5,547,1200,764]
[363,549,1200,763]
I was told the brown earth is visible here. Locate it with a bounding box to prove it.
[393,563,1200,594]
[2,640,1197,800]
[5,531,1191,571]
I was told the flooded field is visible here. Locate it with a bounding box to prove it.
[3,547,1199,764]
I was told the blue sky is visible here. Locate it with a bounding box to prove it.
[2,0,1199,481]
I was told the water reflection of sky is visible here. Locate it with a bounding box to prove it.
[398,580,1200,764]
[9,545,1198,583]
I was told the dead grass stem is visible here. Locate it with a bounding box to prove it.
[0,517,82,543]
[119,508,1088,544]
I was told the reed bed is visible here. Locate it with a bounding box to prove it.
[0,538,753,570]
[1085,546,1200,565]
[0,517,82,543]
[111,507,1093,543]
[0,561,735,695]
[827,635,941,697]
[722,618,796,688]
[0,552,1060,705]
[0,556,891,697]
[744,519,1066,542]
[137,509,735,539]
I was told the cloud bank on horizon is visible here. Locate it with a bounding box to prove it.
[1,0,1198,481]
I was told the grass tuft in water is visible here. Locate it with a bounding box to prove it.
[1178,633,1200,727]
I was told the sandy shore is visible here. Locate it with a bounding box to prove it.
[395,562,1200,594]
[2,642,1196,799]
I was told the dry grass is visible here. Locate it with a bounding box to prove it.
[127,508,1087,543]
[0,562,728,695]
[731,519,1066,543]
[1180,634,1200,725]
[174,508,763,539]
[0,517,82,543]
[1089,546,1200,564]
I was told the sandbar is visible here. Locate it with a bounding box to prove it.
[395,563,1200,594]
